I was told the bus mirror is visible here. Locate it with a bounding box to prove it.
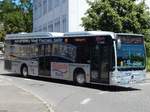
[117,39,121,49]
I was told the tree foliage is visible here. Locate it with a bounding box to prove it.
[0,0,32,41]
[82,0,150,56]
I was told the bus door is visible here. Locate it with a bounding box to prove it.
[90,44,110,84]
[38,44,51,77]
[39,57,51,76]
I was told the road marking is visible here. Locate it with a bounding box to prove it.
[80,98,91,105]
[24,78,31,81]
[11,83,54,112]
[19,91,31,95]
[96,91,105,95]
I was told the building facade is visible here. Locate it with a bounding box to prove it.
[33,0,89,32]
[33,0,150,33]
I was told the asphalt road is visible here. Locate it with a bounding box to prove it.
[0,77,49,112]
[1,60,150,112]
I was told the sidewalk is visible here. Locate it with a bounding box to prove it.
[146,72,150,80]
[0,77,49,112]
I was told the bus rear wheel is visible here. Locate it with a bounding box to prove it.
[21,65,28,77]
[74,72,86,85]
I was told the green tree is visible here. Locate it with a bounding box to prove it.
[0,30,6,41]
[0,0,32,41]
[82,0,150,56]
[18,0,33,32]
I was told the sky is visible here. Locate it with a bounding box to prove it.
[146,0,150,8]
[137,0,150,8]
[0,0,149,9]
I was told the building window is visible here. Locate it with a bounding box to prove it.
[48,22,53,32]
[38,1,42,18]
[43,0,47,15]
[61,0,66,3]
[43,24,47,31]
[33,2,37,20]
[62,15,67,32]
[54,0,60,8]
[33,27,37,32]
[54,19,60,32]
[38,25,42,32]
[48,0,53,11]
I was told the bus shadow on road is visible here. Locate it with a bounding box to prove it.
[0,73,141,92]
[85,84,140,92]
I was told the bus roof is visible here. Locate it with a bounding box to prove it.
[115,33,143,37]
[5,32,64,40]
[5,31,116,40]
[64,31,115,39]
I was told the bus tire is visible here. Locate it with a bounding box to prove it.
[74,69,86,85]
[21,65,28,77]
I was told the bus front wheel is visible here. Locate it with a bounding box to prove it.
[21,65,28,77]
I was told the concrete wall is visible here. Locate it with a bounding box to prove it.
[68,0,89,32]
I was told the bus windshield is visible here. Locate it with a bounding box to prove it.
[117,35,145,70]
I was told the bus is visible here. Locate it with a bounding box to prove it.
[4,31,146,87]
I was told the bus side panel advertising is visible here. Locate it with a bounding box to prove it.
[51,62,69,80]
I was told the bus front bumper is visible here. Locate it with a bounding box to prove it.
[110,71,146,87]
